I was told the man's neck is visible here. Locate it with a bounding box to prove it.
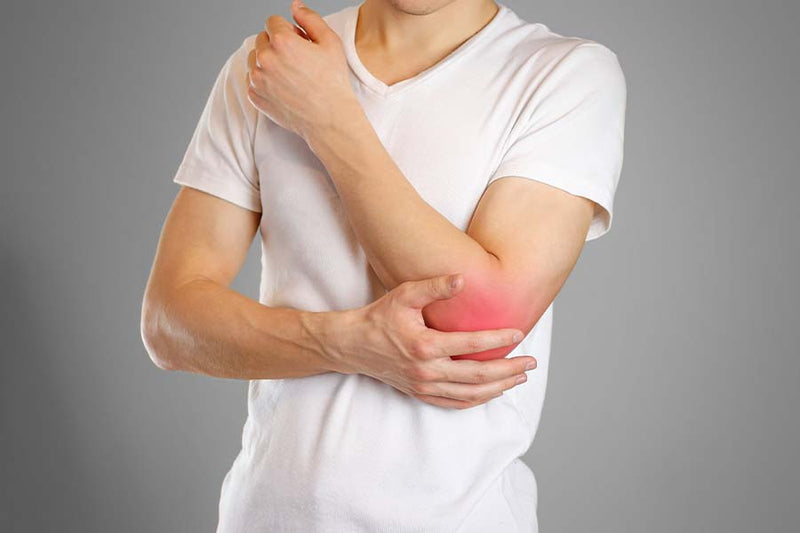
[353,0,500,84]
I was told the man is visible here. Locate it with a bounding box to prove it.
[140,0,626,530]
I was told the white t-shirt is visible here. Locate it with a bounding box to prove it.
[172,2,626,531]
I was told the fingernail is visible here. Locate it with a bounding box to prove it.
[515,374,527,385]
[512,332,522,342]
[449,274,460,289]
[526,360,536,371]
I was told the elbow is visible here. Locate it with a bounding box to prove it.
[420,266,548,360]
[140,295,180,371]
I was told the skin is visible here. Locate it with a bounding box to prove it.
[142,0,595,410]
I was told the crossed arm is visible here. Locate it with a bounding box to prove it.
[238,5,603,360]
[143,7,607,393]
[304,100,595,361]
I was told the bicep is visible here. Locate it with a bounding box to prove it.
[147,185,261,297]
[466,175,595,327]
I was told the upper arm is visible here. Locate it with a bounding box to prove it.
[143,186,260,309]
[424,43,627,352]
[466,176,595,334]
[472,42,627,329]
[145,33,264,303]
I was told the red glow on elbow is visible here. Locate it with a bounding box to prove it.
[420,272,527,361]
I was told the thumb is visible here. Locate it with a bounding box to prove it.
[291,0,333,45]
[399,273,464,309]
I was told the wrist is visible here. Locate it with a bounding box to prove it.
[299,308,360,375]
[305,95,371,159]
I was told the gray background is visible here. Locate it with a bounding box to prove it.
[2,0,798,531]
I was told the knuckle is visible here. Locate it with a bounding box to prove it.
[408,362,433,383]
[411,381,432,395]
[473,370,489,384]
[395,280,413,302]
[410,337,433,359]
[405,279,422,299]
[255,49,270,69]
[426,277,438,295]
[430,277,446,297]
[270,32,291,50]
[467,337,482,353]
[429,367,447,382]
[404,362,423,382]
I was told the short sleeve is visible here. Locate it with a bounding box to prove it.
[487,42,627,241]
[172,35,262,213]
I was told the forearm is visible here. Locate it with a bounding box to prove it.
[306,102,535,346]
[307,100,500,292]
[142,278,346,379]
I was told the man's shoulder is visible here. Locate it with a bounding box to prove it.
[321,3,356,38]
[493,6,619,71]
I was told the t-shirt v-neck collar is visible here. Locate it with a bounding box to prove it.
[342,2,509,99]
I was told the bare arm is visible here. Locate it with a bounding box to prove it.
[306,104,594,360]
[242,5,624,366]
[140,185,340,379]
[140,186,530,409]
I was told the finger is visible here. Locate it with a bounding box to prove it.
[255,30,270,49]
[246,82,271,113]
[421,372,525,403]
[290,0,334,45]
[254,32,270,68]
[293,24,310,40]
[246,50,267,93]
[398,273,463,309]
[247,48,260,74]
[427,327,524,358]
[437,355,537,385]
[412,392,494,410]
[265,14,297,44]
